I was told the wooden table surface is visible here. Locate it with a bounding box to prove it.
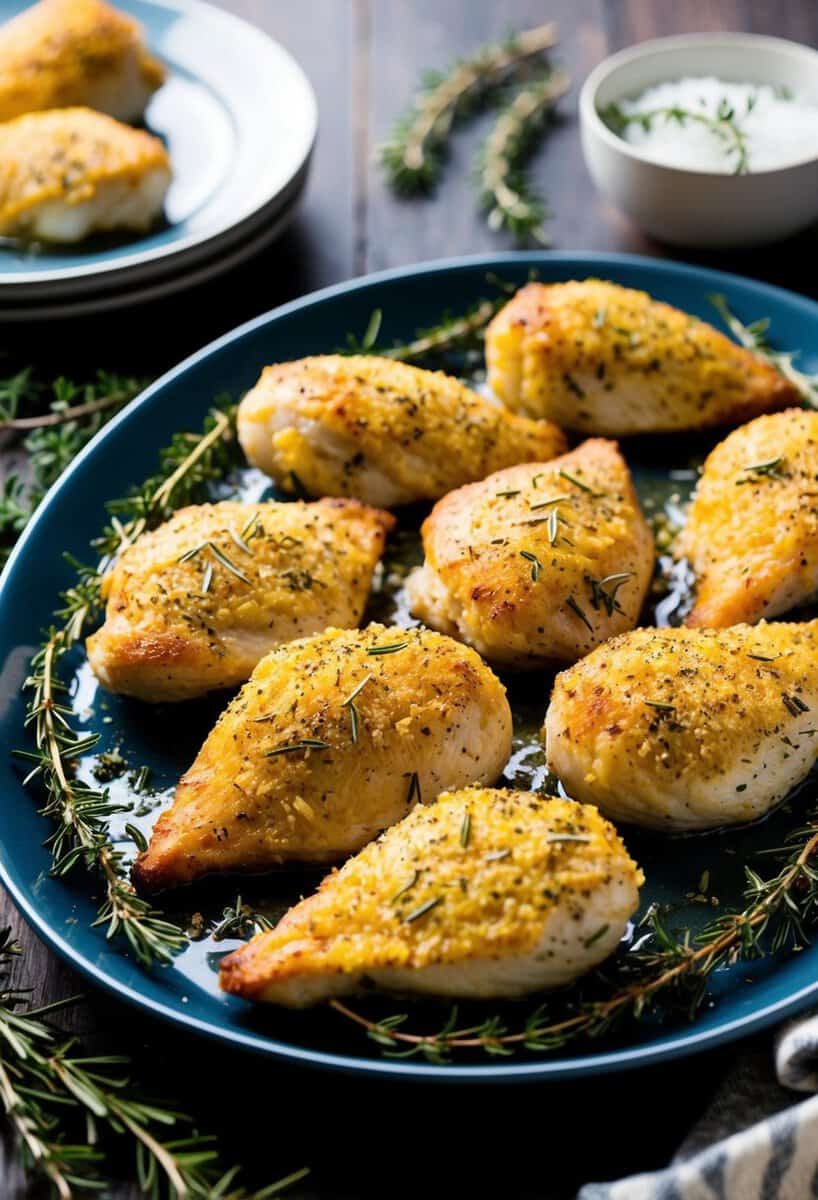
[3,1,818,1196]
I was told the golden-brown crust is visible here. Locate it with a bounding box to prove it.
[545,621,818,830]
[0,0,165,121]
[219,788,643,1003]
[237,354,568,505]
[486,280,798,435]
[87,499,395,701]
[131,626,512,891]
[679,409,818,627]
[408,438,655,667]
[0,106,170,230]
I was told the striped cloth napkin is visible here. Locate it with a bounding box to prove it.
[578,1013,818,1199]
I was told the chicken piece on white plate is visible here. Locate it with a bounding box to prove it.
[406,438,654,668]
[545,621,818,832]
[237,354,568,507]
[87,499,394,702]
[485,280,797,436]
[131,625,513,892]
[219,787,643,1007]
[0,0,165,123]
[0,107,170,242]
[677,409,818,628]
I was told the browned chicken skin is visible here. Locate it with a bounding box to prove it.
[220,788,643,1007]
[407,439,654,667]
[237,355,567,506]
[486,280,797,436]
[678,409,818,627]
[87,499,394,701]
[0,0,165,123]
[132,625,512,892]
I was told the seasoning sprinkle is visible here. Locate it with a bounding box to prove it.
[460,810,471,848]
[529,494,570,511]
[748,653,779,662]
[495,489,521,498]
[404,896,442,923]
[229,529,253,555]
[406,772,421,806]
[546,834,592,843]
[485,848,511,862]
[342,675,373,745]
[645,700,676,712]
[267,738,330,756]
[200,560,213,596]
[583,924,609,949]
[520,549,542,581]
[783,693,810,717]
[367,641,409,655]
[586,571,633,617]
[737,457,786,484]
[559,469,597,495]
[566,594,593,632]
[391,869,419,902]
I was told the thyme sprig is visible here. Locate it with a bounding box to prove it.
[380,23,558,194]
[602,96,752,174]
[18,408,237,967]
[0,926,307,1197]
[330,813,818,1061]
[474,67,570,245]
[0,370,144,564]
[710,293,818,408]
[344,276,519,364]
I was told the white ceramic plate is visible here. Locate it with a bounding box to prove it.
[0,0,317,300]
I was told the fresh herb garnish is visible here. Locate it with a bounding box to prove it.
[267,739,331,757]
[565,594,593,632]
[783,693,810,717]
[367,641,409,655]
[460,810,471,848]
[737,457,787,484]
[586,572,633,617]
[342,675,373,745]
[520,549,542,581]
[558,469,597,495]
[404,896,442,924]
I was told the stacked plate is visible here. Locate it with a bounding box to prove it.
[0,0,317,320]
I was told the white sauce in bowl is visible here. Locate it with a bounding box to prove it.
[606,77,818,173]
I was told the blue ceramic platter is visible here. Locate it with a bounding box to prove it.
[2,252,818,1082]
[0,0,316,298]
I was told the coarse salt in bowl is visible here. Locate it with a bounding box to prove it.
[579,34,818,248]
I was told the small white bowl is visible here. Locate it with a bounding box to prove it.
[579,33,818,248]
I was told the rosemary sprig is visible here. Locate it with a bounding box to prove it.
[0,926,307,1197]
[380,23,558,194]
[330,812,818,1061]
[602,96,752,174]
[18,408,237,967]
[474,67,570,245]
[710,293,818,408]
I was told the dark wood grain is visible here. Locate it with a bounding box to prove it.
[1,1,817,1195]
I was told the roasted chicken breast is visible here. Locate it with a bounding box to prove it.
[486,280,797,436]
[545,622,818,832]
[406,439,654,668]
[678,409,818,628]
[87,499,394,702]
[237,354,567,507]
[0,0,165,123]
[131,626,512,892]
[0,107,170,242]
[219,787,643,1007]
